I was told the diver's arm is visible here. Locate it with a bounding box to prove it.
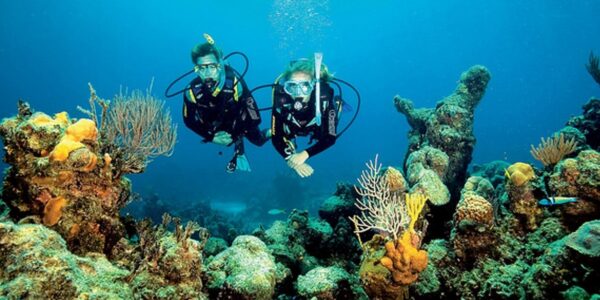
[238,77,262,126]
[271,103,292,158]
[182,91,215,142]
[304,114,336,157]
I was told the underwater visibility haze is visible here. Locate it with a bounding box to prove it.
[0,1,599,299]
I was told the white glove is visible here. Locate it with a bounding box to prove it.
[291,163,314,178]
[286,150,310,168]
[212,131,232,145]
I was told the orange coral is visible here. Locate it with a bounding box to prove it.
[29,111,70,128]
[379,231,428,285]
[506,162,535,186]
[49,118,97,164]
[65,119,97,142]
[50,140,86,162]
[43,196,67,226]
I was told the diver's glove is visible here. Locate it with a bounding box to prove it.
[286,150,310,168]
[212,131,232,146]
[291,163,314,178]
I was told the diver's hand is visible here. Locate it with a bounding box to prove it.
[291,163,314,178]
[212,131,232,145]
[286,150,310,168]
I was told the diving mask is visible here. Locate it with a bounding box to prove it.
[283,79,314,98]
[195,63,220,78]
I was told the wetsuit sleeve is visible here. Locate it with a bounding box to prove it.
[238,77,262,126]
[305,86,337,157]
[236,77,268,146]
[271,90,292,158]
[182,89,214,142]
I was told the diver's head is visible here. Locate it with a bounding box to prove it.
[281,58,332,101]
[191,42,224,87]
[284,72,314,102]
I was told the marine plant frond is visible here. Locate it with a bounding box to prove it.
[103,86,177,177]
[530,133,577,167]
[350,155,410,242]
[586,51,600,86]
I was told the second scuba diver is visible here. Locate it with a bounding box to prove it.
[271,56,342,178]
[182,35,269,172]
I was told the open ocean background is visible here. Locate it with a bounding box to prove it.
[1,0,599,223]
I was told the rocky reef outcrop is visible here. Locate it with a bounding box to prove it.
[395,65,492,236]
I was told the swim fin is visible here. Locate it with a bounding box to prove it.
[236,154,251,172]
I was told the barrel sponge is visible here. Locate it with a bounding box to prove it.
[506,162,535,187]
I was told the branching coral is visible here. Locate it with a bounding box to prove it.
[81,82,177,177]
[530,133,577,167]
[405,193,427,233]
[351,155,409,242]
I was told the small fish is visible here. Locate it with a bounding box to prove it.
[538,196,578,206]
[268,209,286,215]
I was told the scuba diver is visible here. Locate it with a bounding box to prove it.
[271,55,342,178]
[181,35,269,172]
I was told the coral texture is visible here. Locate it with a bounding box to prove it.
[0,105,130,255]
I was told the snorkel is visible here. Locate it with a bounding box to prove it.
[314,52,323,126]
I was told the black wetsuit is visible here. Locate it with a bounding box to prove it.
[182,65,267,148]
[271,82,338,158]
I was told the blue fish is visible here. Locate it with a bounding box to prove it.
[538,196,578,206]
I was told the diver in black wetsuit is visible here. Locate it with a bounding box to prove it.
[183,36,268,172]
[271,58,341,178]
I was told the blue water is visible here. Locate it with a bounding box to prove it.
[1,1,599,217]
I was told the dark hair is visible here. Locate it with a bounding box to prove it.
[191,43,223,64]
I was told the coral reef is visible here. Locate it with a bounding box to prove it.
[530,133,578,168]
[204,235,279,300]
[124,215,207,299]
[547,150,600,228]
[380,231,428,285]
[251,208,365,297]
[0,104,131,255]
[349,156,429,299]
[405,146,451,206]
[0,221,133,299]
[564,220,600,257]
[296,266,360,299]
[567,98,600,151]
[505,162,542,231]
[395,65,491,237]
[451,180,497,262]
